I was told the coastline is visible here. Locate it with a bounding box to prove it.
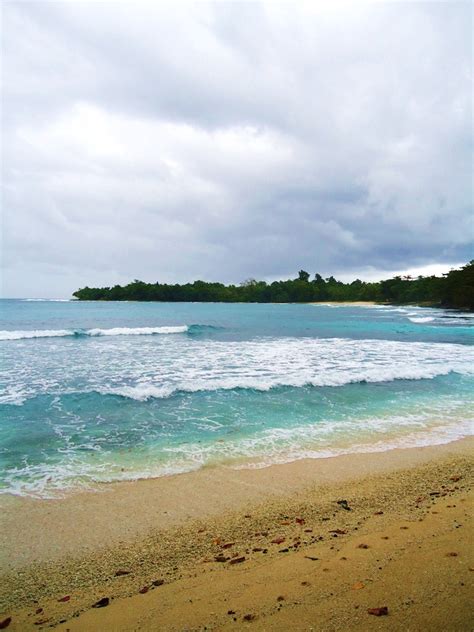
[2,437,472,630]
[308,301,379,306]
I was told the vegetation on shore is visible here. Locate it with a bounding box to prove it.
[73,261,474,310]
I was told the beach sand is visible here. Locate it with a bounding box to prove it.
[1,438,472,631]
[308,301,379,306]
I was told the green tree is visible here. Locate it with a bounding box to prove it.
[298,270,310,282]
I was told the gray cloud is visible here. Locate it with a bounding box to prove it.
[2,1,472,297]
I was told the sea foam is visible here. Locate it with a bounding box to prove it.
[3,407,471,498]
[3,337,470,405]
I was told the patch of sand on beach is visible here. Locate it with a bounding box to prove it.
[0,440,472,631]
[309,301,379,306]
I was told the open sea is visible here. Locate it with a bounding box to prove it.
[1,299,473,498]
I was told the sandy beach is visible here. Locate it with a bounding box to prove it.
[1,438,472,631]
[308,301,379,306]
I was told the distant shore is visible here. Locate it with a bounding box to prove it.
[1,438,472,630]
[71,261,473,310]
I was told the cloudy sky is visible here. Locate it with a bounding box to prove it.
[2,1,472,297]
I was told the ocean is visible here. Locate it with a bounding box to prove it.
[1,299,473,498]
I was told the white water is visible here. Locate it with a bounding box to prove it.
[2,337,473,405]
[0,325,189,340]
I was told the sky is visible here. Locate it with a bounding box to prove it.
[1,1,472,298]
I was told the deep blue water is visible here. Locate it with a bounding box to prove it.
[1,299,473,497]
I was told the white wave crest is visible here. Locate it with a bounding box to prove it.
[92,338,474,401]
[86,326,188,336]
[0,329,72,340]
[97,384,176,400]
[0,325,188,340]
[96,365,469,401]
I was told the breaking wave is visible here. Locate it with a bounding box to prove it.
[97,367,473,401]
[2,337,473,406]
[0,325,190,340]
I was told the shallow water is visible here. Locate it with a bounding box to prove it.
[1,299,472,497]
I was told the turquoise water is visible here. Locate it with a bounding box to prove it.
[1,299,473,497]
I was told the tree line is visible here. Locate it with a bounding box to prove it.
[73,261,474,310]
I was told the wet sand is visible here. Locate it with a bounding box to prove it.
[1,438,472,630]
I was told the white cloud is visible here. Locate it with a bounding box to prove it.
[1,1,472,297]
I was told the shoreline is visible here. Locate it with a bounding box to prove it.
[2,437,473,570]
[4,398,471,502]
[1,437,472,630]
[308,301,379,306]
